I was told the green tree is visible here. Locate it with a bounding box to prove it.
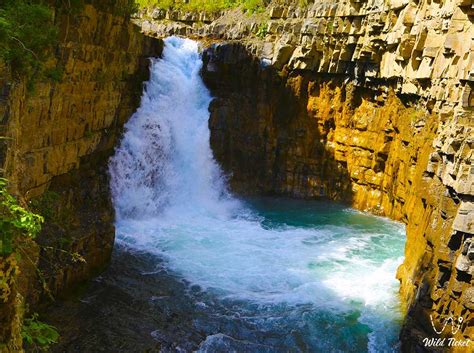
[0,0,57,77]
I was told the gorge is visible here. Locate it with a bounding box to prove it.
[0,0,472,352]
[106,36,405,351]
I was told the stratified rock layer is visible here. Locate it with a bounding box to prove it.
[141,0,473,351]
[0,1,161,351]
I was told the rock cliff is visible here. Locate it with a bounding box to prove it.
[140,0,473,351]
[0,0,161,350]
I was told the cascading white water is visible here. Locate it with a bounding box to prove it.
[110,37,405,352]
[110,37,237,222]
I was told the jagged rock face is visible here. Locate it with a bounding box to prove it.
[203,45,356,200]
[203,45,472,352]
[142,0,473,351]
[0,1,161,350]
[140,0,473,111]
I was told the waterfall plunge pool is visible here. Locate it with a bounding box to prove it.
[46,197,405,353]
[46,37,406,353]
[118,197,406,353]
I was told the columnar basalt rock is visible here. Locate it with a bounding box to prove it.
[0,1,161,350]
[141,0,473,350]
[139,0,473,114]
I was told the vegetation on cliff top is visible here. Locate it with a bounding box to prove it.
[136,0,266,13]
[0,0,57,78]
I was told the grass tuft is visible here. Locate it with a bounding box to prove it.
[136,0,266,13]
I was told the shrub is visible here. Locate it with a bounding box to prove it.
[0,0,57,77]
[21,313,59,351]
[242,0,264,13]
[136,0,266,13]
[44,67,64,83]
[0,178,43,255]
[256,22,268,38]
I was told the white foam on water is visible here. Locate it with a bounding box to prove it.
[109,37,405,352]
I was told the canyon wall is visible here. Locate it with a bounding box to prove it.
[0,0,161,350]
[140,0,473,351]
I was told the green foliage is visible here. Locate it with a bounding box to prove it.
[136,0,265,13]
[21,313,59,351]
[44,67,64,82]
[0,178,43,256]
[113,0,139,17]
[298,0,313,8]
[29,191,60,222]
[84,130,94,138]
[55,0,84,12]
[256,22,268,38]
[0,0,57,77]
[327,20,334,32]
[241,0,264,13]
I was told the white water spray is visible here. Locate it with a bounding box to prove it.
[110,37,405,352]
[110,37,236,222]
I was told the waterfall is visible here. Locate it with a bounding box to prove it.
[109,37,405,352]
[110,37,237,223]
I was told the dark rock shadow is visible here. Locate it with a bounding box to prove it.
[201,42,354,203]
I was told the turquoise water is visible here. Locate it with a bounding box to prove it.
[107,37,406,352]
[243,197,405,352]
[109,196,406,352]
